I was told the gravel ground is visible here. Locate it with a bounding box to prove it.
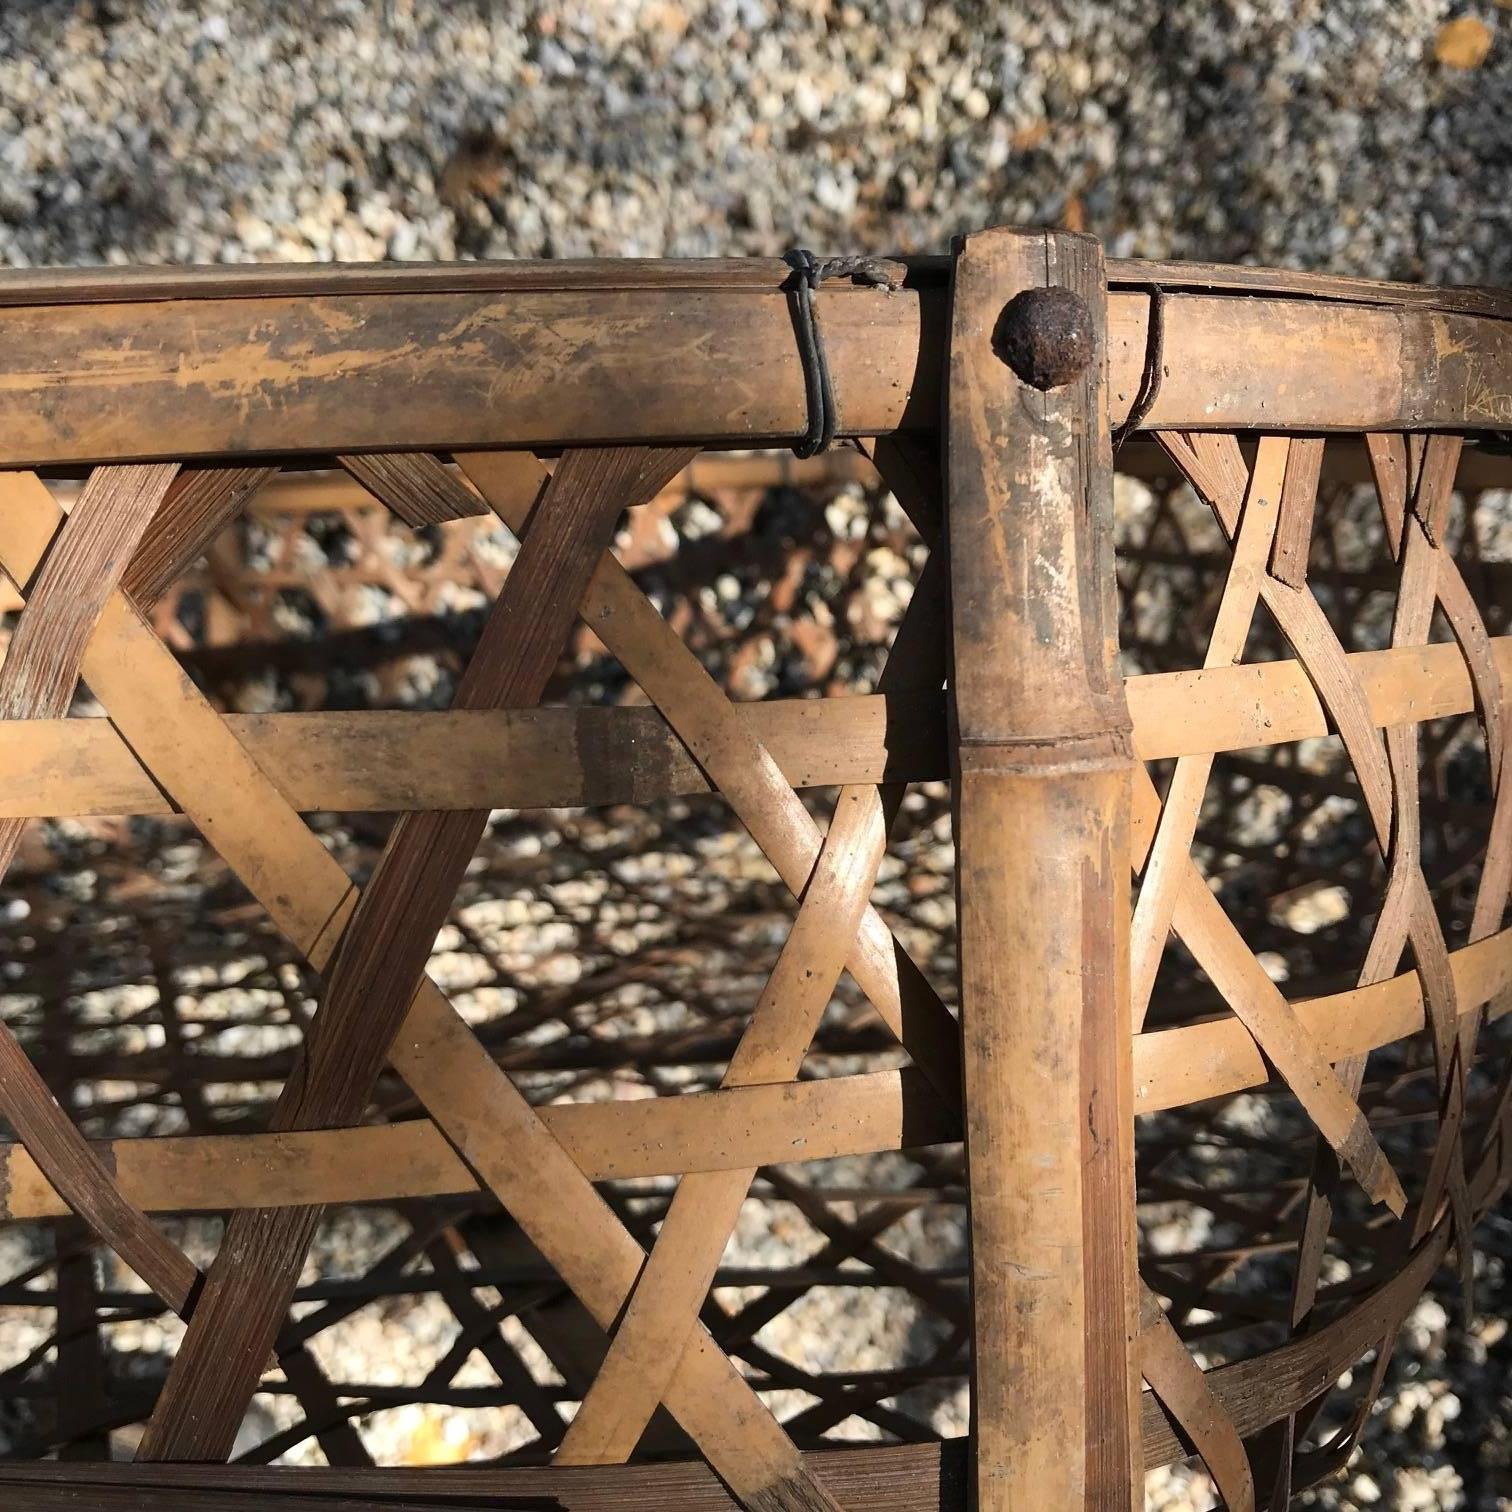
[1,2,1511,1508]
[0,1,1510,282]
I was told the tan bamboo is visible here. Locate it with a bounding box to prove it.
[947,228,1139,1509]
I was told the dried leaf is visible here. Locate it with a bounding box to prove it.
[1435,16,1494,69]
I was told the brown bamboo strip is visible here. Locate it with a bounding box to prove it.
[457,449,964,1109]
[1267,436,1324,589]
[0,476,842,1508]
[947,228,1138,1510]
[8,280,1512,470]
[1,634,1507,821]
[0,695,941,818]
[2,1441,963,1512]
[1190,432,1481,1242]
[0,1066,955,1222]
[1133,920,1509,1116]
[338,452,488,525]
[1129,759,1404,1210]
[120,467,276,607]
[1363,431,1409,556]
[1137,1289,1254,1512]
[0,1096,1507,1497]
[0,463,200,1314]
[0,917,1501,1223]
[0,462,178,736]
[7,1007,1501,1510]
[1129,436,1286,1028]
[559,786,890,1465]
[1266,436,1469,1487]
[558,440,947,1463]
[138,445,693,1464]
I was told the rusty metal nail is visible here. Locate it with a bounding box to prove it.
[993,287,1095,391]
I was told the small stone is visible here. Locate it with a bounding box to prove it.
[1435,16,1494,69]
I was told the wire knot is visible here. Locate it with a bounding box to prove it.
[782,249,904,457]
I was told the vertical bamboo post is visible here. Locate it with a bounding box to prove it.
[947,227,1140,1510]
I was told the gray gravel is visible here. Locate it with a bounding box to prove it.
[1,1,1510,282]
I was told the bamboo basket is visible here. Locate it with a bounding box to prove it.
[0,226,1506,1511]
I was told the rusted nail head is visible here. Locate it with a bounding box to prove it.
[993,287,1095,391]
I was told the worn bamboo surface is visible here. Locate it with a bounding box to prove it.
[0,237,1507,1509]
[4,260,1512,467]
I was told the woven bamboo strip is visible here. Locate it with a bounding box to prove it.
[557,785,890,1464]
[1129,435,1286,1028]
[0,914,1502,1220]
[1132,923,1510,1113]
[0,472,839,1509]
[138,448,694,1463]
[0,464,201,1314]
[1,637,1506,820]
[338,452,488,525]
[1137,1288,1254,1511]
[120,467,276,607]
[456,449,964,1109]
[1277,438,1478,1490]
[1129,758,1404,1210]
[558,437,949,1463]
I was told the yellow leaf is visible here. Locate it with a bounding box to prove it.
[403,1412,475,1466]
[1435,16,1494,69]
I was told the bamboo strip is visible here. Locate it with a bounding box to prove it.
[0,471,838,1508]
[0,921,1503,1224]
[1,636,1502,822]
[457,450,964,1108]
[1129,437,1286,1028]
[137,446,695,1463]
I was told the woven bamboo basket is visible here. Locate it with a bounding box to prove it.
[0,226,1506,1510]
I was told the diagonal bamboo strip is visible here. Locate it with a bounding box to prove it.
[1128,762,1404,1211]
[0,472,844,1510]
[120,467,276,608]
[1282,437,1478,1479]
[1163,430,1481,1487]
[456,450,964,1110]
[556,437,950,1465]
[1173,430,1476,1233]
[338,452,488,526]
[1129,436,1286,1027]
[0,463,198,1312]
[138,446,696,1462]
[1137,1287,1254,1512]
[0,923,1504,1222]
[557,784,890,1465]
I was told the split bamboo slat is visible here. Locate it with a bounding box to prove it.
[0,226,1507,1511]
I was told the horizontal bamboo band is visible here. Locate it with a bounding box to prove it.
[0,1441,969,1511]
[5,278,1512,466]
[1135,925,1512,1114]
[1,251,1505,317]
[0,696,939,817]
[0,1068,957,1222]
[1,926,1504,1221]
[0,637,1502,819]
